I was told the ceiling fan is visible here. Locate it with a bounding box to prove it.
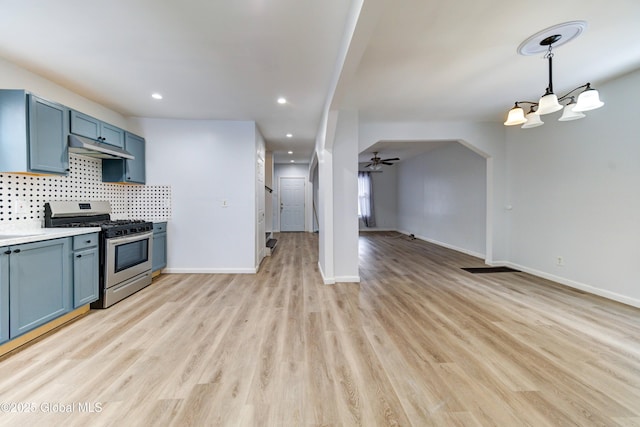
[364,152,400,170]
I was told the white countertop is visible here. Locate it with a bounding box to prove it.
[0,227,102,247]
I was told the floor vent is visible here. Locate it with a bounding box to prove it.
[266,238,278,256]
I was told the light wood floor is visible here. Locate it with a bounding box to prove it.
[1,232,639,426]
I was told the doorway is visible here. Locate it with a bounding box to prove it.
[279,177,305,231]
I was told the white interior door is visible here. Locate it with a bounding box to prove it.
[280,177,305,232]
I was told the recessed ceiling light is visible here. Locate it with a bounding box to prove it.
[290,160,295,163]
[286,133,293,138]
[288,150,293,154]
[277,97,287,104]
[151,93,163,100]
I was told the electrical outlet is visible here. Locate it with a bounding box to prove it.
[556,256,564,266]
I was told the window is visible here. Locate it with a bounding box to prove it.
[358,171,376,227]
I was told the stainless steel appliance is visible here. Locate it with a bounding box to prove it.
[68,134,135,160]
[44,201,153,308]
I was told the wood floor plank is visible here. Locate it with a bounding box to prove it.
[0,231,639,426]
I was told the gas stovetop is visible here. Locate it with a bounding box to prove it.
[60,219,153,238]
[44,201,153,238]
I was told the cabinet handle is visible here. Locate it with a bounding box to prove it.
[76,254,82,258]
[3,250,10,255]
[86,240,92,243]
[13,249,21,254]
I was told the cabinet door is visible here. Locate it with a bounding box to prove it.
[102,132,146,184]
[70,110,100,140]
[73,246,99,308]
[125,132,145,183]
[0,248,8,344]
[152,232,167,272]
[9,238,71,338]
[100,122,124,148]
[28,95,69,174]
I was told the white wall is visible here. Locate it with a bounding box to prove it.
[332,110,360,282]
[255,126,266,268]
[359,121,505,264]
[315,109,360,284]
[317,149,334,283]
[133,117,258,273]
[312,162,319,232]
[397,142,486,257]
[265,151,274,233]
[272,163,312,232]
[358,164,397,230]
[505,68,640,306]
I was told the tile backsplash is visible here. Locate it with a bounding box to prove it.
[0,154,171,223]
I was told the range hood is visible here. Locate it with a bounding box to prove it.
[68,134,135,160]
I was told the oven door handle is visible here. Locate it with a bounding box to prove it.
[107,231,153,245]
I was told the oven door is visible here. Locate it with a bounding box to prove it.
[105,231,153,288]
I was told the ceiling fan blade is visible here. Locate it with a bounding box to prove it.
[364,163,372,168]
[381,162,394,165]
[380,157,400,162]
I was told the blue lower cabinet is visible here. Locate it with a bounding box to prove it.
[0,248,9,344]
[9,238,72,338]
[73,243,99,308]
[152,222,167,272]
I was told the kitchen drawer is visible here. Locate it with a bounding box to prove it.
[73,233,99,250]
[153,222,167,233]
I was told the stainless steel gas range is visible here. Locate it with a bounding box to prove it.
[44,201,153,308]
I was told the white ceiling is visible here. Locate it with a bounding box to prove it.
[1,1,639,164]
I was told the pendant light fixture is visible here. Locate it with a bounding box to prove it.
[558,97,586,121]
[504,21,604,128]
[521,106,544,128]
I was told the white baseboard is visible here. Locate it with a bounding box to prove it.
[318,262,335,285]
[397,229,485,260]
[492,261,640,309]
[392,232,640,308]
[335,275,360,283]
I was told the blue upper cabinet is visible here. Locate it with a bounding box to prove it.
[29,96,70,174]
[125,132,146,183]
[0,90,69,175]
[70,110,124,148]
[100,122,125,148]
[102,131,146,184]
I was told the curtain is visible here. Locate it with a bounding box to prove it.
[358,171,376,227]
